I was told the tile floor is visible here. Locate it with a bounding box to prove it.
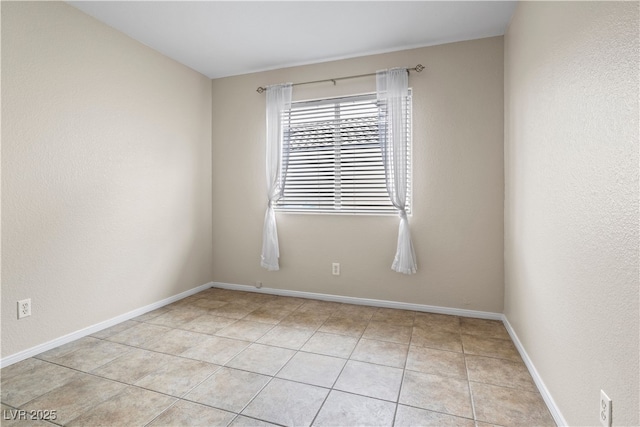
[1,288,556,426]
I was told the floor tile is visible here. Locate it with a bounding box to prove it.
[133,308,171,323]
[0,288,552,427]
[1,357,46,381]
[226,343,295,376]
[411,327,463,352]
[331,304,377,321]
[362,321,413,345]
[242,378,328,427]
[67,386,176,426]
[334,360,403,401]
[461,334,521,361]
[179,314,237,335]
[318,316,369,337]
[165,296,206,310]
[36,337,101,361]
[138,329,207,355]
[394,404,475,427]
[209,303,258,319]
[460,318,510,340]
[106,322,171,347]
[191,298,229,310]
[313,390,395,427]
[279,311,331,330]
[1,359,80,407]
[147,400,235,426]
[257,325,315,350]
[184,367,270,412]
[471,382,555,426]
[276,352,345,388]
[222,292,265,307]
[91,348,172,383]
[295,300,342,315]
[134,358,219,397]
[181,335,250,365]
[215,320,273,341]
[406,346,467,379]
[241,292,276,305]
[40,340,132,372]
[229,415,281,427]
[399,371,473,418]
[262,296,306,311]
[414,312,461,333]
[465,355,536,391]
[300,332,358,358]
[21,374,126,425]
[351,338,408,368]
[90,320,139,339]
[371,308,415,326]
[242,307,292,324]
[146,309,204,328]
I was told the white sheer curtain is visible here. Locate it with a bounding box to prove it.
[377,68,417,274]
[261,83,292,271]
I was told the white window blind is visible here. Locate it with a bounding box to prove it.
[275,91,412,214]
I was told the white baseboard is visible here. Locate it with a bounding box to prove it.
[0,282,214,368]
[212,281,503,320]
[502,315,567,426]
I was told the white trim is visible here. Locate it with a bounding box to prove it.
[212,282,502,320]
[502,315,568,426]
[0,282,214,368]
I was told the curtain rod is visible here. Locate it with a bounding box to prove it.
[256,64,425,94]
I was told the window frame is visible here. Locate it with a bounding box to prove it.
[274,90,413,216]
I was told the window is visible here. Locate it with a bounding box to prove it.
[275,91,412,214]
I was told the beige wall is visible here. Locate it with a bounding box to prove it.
[504,2,639,425]
[1,2,213,358]
[212,37,504,313]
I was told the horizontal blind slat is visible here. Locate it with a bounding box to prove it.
[275,91,412,214]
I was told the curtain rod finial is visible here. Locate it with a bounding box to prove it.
[414,64,425,72]
[257,87,266,94]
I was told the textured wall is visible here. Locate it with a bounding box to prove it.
[2,2,213,358]
[212,37,505,312]
[504,2,639,425]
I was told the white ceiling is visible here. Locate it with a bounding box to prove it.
[68,1,517,79]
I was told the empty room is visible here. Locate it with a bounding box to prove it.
[2,1,638,426]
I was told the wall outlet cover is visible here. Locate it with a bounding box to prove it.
[17,299,31,319]
[600,389,612,427]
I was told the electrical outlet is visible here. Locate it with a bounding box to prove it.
[17,299,31,319]
[600,390,612,427]
[332,263,340,275]
[255,281,263,289]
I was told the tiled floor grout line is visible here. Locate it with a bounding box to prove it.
[3,291,553,427]
[461,325,479,424]
[307,309,376,427]
[268,305,342,427]
[172,295,309,426]
[25,310,410,425]
[47,356,524,427]
[31,337,298,427]
[142,398,181,427]
[13,358,184,426]
[389,314,417,426]
[219,308,334,427]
